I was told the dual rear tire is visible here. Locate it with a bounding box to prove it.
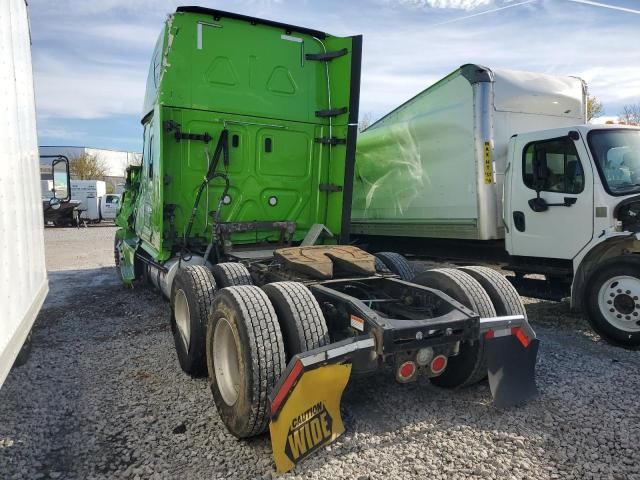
[207,282,329,437]
[413,265,526,389]
[169,262,254,376]
[170,257,525,436]
[170,261,329,438]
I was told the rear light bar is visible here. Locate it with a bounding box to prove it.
[480,314,535,348]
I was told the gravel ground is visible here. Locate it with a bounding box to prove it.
[1,225,639,479]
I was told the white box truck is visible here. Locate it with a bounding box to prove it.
[352,64,640,346]
[1,0,70,387]
[70,179,120,222]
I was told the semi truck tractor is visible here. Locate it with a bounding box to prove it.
[351,64,640,346]
[115,9,539,473]
[1,0,71,387]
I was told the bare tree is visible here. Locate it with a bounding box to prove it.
[69,153,108,180]
[586,88,604,121]
[359,112,373,132]
[620,103,640,126]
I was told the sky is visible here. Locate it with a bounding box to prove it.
[29,0,640,152]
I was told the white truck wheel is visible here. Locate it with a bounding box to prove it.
[170,265,217,375]
[584,258,640,346]
[207,286,286,438]
[412,268,496,388]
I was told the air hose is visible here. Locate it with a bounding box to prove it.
[180,129,229,263]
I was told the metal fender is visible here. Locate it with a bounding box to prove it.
[480,315,539,408]
[269,336,374,474]
[115,229,138,284]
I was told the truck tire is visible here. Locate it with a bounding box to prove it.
[374,256,391,273]
[207,286,286,438]
[412,268,496,388]
[457,266,527,319]
[170,265,217,376]
[374,252,414,281]
[211,262,253,287]
[584,257,640,346]
[262,282,330,360]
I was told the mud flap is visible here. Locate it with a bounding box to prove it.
[481,315,539,408]
[269,336,374,474]
[118,237,137,283]
[486,335,539,408]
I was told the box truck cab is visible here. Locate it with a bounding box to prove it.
[352,64,640,346]
[504,124,640,345]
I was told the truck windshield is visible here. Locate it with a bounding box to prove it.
[588,129,640,196]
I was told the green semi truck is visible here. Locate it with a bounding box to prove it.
[115,7,539,472]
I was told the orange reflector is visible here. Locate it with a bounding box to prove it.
[430,355,447,374]
[398,361,416,380]
[511,327,530,348]
[271,360,304,416]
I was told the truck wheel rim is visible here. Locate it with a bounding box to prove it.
[598,275,640,332]
[174,289,191,350]
[213,318,240,406]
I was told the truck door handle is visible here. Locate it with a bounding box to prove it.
[513,211,525,232]
[545,197,577,207]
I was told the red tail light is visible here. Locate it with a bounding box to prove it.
[511,327,530,348]
[430,355,447,374]
[397,361,416,382]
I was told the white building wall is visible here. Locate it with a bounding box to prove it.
[39,146,142,178]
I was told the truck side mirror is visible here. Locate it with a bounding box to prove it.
[51,157,71,203]
[528,197,549,212]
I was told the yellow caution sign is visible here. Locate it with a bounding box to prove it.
[270,363,352,474]
[483,141,493,184]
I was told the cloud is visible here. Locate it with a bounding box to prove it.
[29,0,640,150]
[37,127,83,140]
[393,0,492,9]
[33,52,147,119]
[567,0,640,15]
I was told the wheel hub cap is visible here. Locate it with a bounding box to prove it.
[174,289,191,350]
[213,318,241,406]
[598,276,640,332]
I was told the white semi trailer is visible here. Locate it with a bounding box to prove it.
[0,0,70,387]
[352,64,640,346]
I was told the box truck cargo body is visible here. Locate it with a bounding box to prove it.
[1,0,70,387]
[351,64,586,241]
[352,64,640,347]
[69,180,119,221]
